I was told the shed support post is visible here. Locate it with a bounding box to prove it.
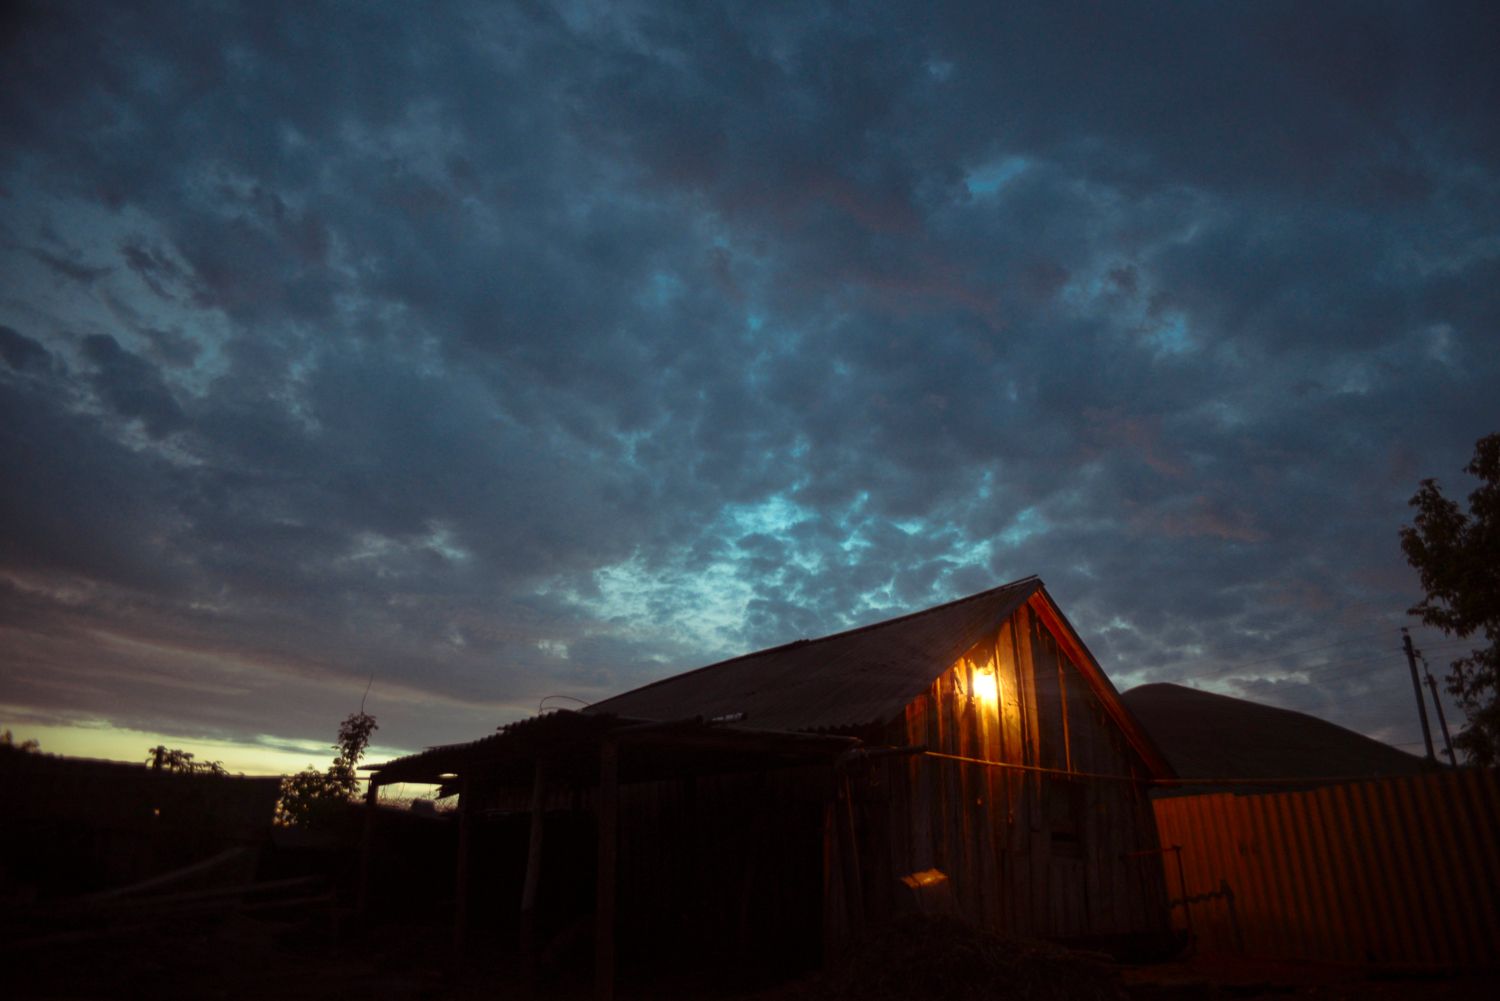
[454,771,472,954]
[521,757,547,965]
[834,769,864,938]
[596,740,619,1001]
[357,778,380,917]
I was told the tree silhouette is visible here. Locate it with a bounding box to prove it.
[1,729,40,754]
[277,710,379,826]
[146,745,227,774]
[1400,432,1500,765]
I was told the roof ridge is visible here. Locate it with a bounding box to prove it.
[586,575,1041,707]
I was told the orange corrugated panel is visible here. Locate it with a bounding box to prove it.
[1164,795,1212,950]
[1372,780,1415,964]
[1268,794,1315,960]
[1310,784,1363,964]
[1198,793,1244,953]
[1192,795,1236,953]
[1353,779,1412,963]
[1154,799,1187,938]
[1475,770,1500,954]
[1283,792,1335,961]
[1433,770,1491,965]
[1431,771,1486,963]
[1410,774,1470,960]
[1154,772,1500,967]
[1381,776,1435,964]
[1467,771,1500,935]
[1244,795,1289,957]
[1420,774,1463,965]
[1444,770,1500,963]
[1386,777,1442,964]
[1233,795,1269,956]
[1241,794,1286,956]
[1287,792,1335,960]
[1326,780,1380,960]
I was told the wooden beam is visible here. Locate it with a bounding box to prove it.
[357,779,380,916]
[596,740,618,1001]
[521,757,547,965]
[834,768,864,938]
[1057,649,1073,774]
[453,771,471,954]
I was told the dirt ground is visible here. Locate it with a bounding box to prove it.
[6,914,1494,1001]
[1118,952,1494,1001]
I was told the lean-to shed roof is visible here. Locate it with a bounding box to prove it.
[585,577,1043,734]
[367,709,857,788]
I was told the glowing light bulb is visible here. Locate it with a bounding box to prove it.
[973,666,1000,704]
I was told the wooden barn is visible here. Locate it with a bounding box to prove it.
[363,576,1177,991]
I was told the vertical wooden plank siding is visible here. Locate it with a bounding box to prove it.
[856,606,1166,945]
[1153,769,1500,966]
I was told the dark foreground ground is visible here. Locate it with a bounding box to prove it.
[6,912,1493,1001]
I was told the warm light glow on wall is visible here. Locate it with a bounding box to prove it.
[973,666,1000,705]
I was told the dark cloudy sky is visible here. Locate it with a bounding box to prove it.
[2,1,1497,773]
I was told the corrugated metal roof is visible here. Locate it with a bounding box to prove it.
[367,576,1179,785]
[1121,682,1428,796]
[584,577,1042,733]
[366,709,856,787]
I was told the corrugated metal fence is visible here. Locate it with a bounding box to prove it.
[1153,769,1500,967]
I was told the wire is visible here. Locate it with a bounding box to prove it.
[1170,628,1404,682]
[1216,658,1404,693]
[1181,637,1474,687]
[923,751,1432,787]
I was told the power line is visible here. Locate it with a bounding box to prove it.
[1265,639,1472,683]
[1171,628,1403,682]
[1179,635,1473,685]
[1276,657,1405,686]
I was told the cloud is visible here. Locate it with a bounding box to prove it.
[0,0,1495,759]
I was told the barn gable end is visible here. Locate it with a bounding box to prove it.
[844,596,1173,945]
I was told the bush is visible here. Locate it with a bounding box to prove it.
[276,710,377,827]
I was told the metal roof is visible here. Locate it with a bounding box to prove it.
[1120,682,1430,795]
[366,575,1178,786]
[366,709,857,788]
[585,577,1043,733]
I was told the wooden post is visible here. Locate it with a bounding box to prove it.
[521,757,547,964]
[1402,629,1437,763]
[822,796,840,968]
[357,778,380,916]
[1057,654,1073,774]
[454,771,472,954]
[596,740,618,1001]
[834,769,864,937]
[1423,669,1459,767]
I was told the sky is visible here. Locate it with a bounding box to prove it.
[2,1,1497,775]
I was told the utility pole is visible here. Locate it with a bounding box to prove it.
[1420,653,1459,767]
[1402,629,1437,764]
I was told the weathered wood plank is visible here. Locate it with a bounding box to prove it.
[973,666,1001,930]
[940,671,968,917]
[926,681,947,874]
